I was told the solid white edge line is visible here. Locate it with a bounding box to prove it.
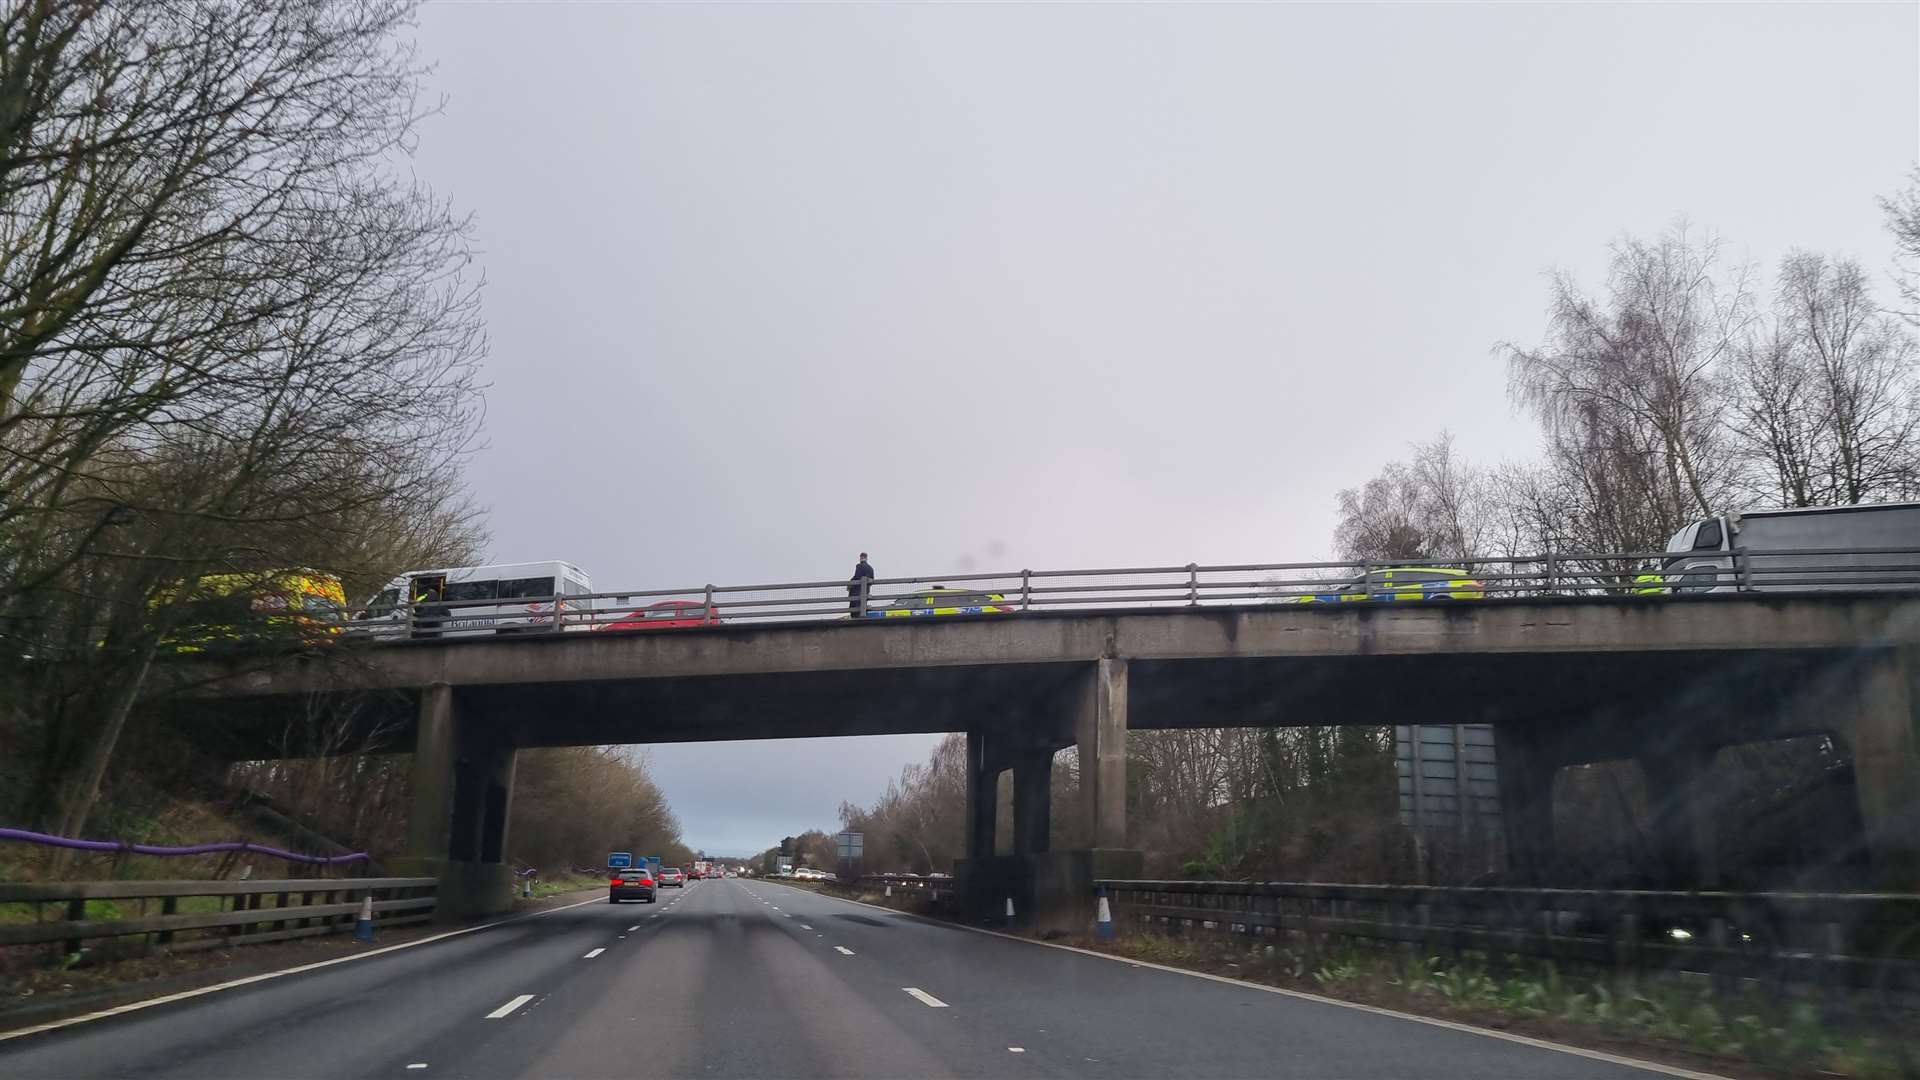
[485,994,535,1019]
[902,987,948,1008]
[0,895,608,1044]
[753,882,1731,1080]
[582,948,605,959]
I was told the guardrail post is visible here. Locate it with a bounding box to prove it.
[856,578,869,619]
[1708,916,1732,996]
[1186,564,1199,606]
[1020,569,1031,611]
[1733,546,1754,592]
[64,897,85,957]
[156,895,178,947]
[704,584,716,621]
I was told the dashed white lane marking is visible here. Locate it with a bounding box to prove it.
[800,924,813,930]
[1008,1047,1025,1053]
[834,946,855,956]
[583,948,606,959]
[784,913,794,918]
[486,994,534,1019]
[627,925,640,931]
[406,1064,429,1070]
[902,987,948,1008]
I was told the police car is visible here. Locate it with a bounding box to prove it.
[866,585,1015,617]
[1288,566,1484,603]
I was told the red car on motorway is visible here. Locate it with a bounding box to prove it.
[597,599,719,631]
[657,867,686,888]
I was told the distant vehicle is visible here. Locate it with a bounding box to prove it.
[158,570,348,654]
[692,860,712,879]
[609,867,657,904]
[866,585,1014,618]
[597,599,718,631]
[356,560,592,637]
[657,867,686,888]
[1286,566,1484,604]
[1659,502,1920,594]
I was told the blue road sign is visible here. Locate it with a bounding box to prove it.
[608,852,633,869]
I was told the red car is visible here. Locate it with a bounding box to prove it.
[598,599,718,631]
[657,867,687,888]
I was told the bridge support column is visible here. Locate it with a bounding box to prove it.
[1011,750,1052,856]
[400,683,456,872]
[1842,648,1920,889]
[1494,729,1555,884]
[395,685,518,918]
[964,731,998,860]
[1075,658,1128,849]
[1638,747,1720,889]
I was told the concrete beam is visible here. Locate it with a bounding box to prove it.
[176,596,1920,701]
[1075,659,1128,850]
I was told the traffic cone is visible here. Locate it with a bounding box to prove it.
[1095,888,1116,940]
[1004,896,1016,923]
[353,894,374,942]
[884,884,892,897]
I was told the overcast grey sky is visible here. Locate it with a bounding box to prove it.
[409,2,1917,855]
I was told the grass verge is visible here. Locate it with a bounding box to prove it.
[1077,932,1918,1079]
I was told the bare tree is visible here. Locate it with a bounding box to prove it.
[1503,226,1753,553]
[1333,433,1499,563]
[1881,166,1920,323]
[1731,252,1919,506]
[0,1,489,846]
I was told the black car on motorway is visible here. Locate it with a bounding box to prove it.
[609,867,657,904]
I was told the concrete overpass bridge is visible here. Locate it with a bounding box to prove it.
[163,589,1920,920]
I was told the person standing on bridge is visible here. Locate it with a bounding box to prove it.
[849,552,875,617]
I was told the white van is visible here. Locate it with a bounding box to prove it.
[1661,503,1920,594]
[357,560,594,636]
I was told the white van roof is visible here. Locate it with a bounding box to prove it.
[396,561,588,579]
[1733,501,1920,520]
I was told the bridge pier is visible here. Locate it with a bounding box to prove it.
[959,659,1141,929]
[1011,750,1052,856]
[1075,658,1128,849]
[1840,647,1920,889]
[964,731,999,860]
[1638,746,1721,889]
[399,683,456,875]
[1494,728,1556,884]
[394,684,519,918]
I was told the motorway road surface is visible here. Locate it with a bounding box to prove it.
[0,878,1705,1079]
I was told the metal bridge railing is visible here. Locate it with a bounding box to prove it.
[323,547,1920,642]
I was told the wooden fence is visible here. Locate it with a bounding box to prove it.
[0,877,437,955]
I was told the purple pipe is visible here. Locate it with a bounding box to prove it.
[0,827,370,865]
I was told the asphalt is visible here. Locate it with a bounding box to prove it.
[0,878,1705,1079]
